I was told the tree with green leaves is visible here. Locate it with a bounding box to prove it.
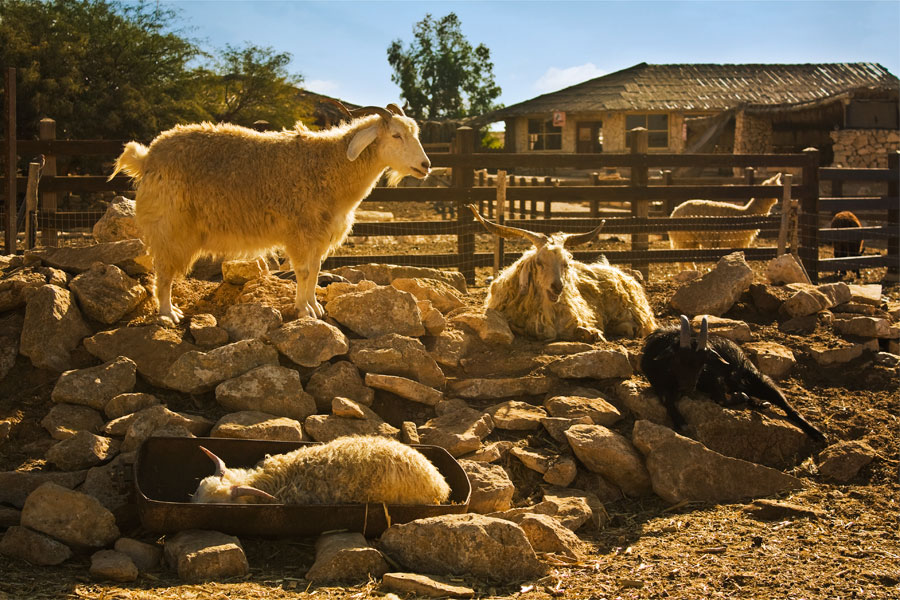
[387,12,502,121]
[196,43,305,128]
[0,0,306,139]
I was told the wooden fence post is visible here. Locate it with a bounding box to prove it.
[799,148,820,283]
[777,174,793,255]
[39,118,58,248]
[453,126,476,285]
[887,151,899,282]
[4,67,15,254]
[629,128,649,280]
[494,170,507,276]
[24,159,41,250]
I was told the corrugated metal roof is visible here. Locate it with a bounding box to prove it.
[484,63,899,119]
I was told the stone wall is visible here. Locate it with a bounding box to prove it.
[830,129,900,168]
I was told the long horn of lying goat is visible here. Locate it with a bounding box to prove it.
[563,220,606,249]
[466,204,548,248]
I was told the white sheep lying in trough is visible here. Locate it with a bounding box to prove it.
[468,205,657,342]
[668,173,783,258]
[191,435,451,505]
[110,101,431,323]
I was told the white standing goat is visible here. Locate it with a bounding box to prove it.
[110,101,430,323]
[469,205,657,342]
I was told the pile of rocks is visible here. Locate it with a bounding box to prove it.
[0,202,895,590]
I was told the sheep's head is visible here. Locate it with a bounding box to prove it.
[328,100,431,185]
[191,446,278,504]
[467,205,604,302]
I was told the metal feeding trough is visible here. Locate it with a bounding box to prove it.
[134,436,471,537]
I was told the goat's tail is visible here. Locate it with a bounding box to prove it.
[109,142,149,182]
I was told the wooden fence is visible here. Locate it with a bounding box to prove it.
[3,118,898,285]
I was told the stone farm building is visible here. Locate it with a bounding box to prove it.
[475,62,900,168]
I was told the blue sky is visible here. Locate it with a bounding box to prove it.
[163,0,900,109]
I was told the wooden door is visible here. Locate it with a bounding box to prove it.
[576,121,603,153]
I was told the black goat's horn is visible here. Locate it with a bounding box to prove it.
[698,316,709,350]
[679,315,692,349]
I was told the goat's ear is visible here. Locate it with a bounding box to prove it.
[347,125,380,161]
[518,265,531,295]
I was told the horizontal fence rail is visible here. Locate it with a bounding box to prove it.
[3,122,898,284]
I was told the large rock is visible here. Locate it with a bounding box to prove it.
[447,376,556,400]
[379,514,546,581]
[332,264,467,293]
[41,403,104,440]
[0,471,87,509]
[678,398,810,469]
[305,532,390,584]
[45,431,120,471]
[349,334,445,387]
[381,572,475,599]
[68,263,148,324]
[164,530,249,583]
[485,400,547,430]
[219,302,282,341]
[79,453,135,514]
[0,269,52,312]
[564,424,651,497]
[26,238,150,276]
[304,410,399,443]
[765,253,808,285]
[328,285,425,338]
[515,513,585,558]
[816,440,876,482]
[459,460,515,514]
[365,373,443,406]
[51,356,137,410]
[418,408,494,457]
[548,347,633,379]
[211,411,306,442]
[0,313,22,381]
[690,315,753,342]
[266,317,348,368]
[222,257,269,285]
[450,309,514,345]
[306,360,373,411]
[631,420,805,503]
[742,341,796,379]
[670,251,754,316]
[391,277,466,314]
[20,482,119,548]
[163,339,279,394]
[20,284,92,371]
[104,392,160,420]
[544,393,622,426]
[120,405,212,452]
[92,196,139,243]
[84,325,198,388]
[90,549,139,582]
[0,525,73,565]
[215,365,316,421]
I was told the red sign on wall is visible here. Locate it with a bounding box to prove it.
[552,111,566,127]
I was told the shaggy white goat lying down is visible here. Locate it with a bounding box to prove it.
[469,205,657,342]
[191,435,451,505]
[110,101,430,323]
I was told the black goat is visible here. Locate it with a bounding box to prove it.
[640,315,826,441]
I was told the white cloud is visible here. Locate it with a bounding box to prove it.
[533,63,605,94]
[304,79,340,96]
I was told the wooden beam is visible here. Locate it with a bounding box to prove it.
[4,68,15,253]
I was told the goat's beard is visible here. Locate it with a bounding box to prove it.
[385,169,405,187]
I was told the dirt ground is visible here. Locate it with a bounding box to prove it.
[0,202,898,600]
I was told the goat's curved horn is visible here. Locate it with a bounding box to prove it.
[349,106,393,121]
[321,98,353,120]
[698,316,709,350]
[679,315,692,349]
[563,220,606,249]
[199,446,227,479]
[230,486,278,503]
[466,204,548,248]
[386,103,405,116]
